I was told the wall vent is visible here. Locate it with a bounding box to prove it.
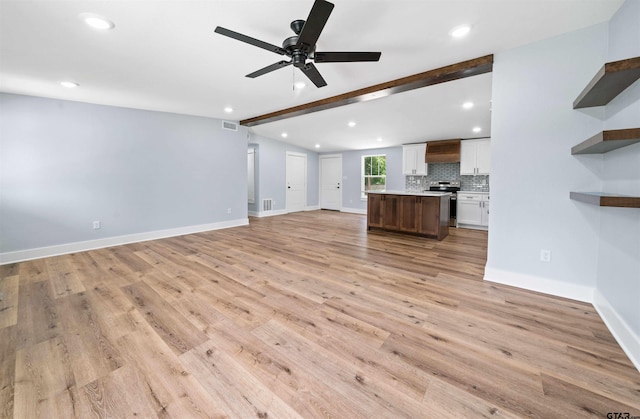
[262,199,273,212]
[222,120,238,131]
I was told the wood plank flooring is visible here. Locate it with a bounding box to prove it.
[1,210,639,418]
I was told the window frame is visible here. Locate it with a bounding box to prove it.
[361,154,387,200]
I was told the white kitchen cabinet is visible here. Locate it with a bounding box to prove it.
[481,197,490,227]
[403,143,428,175]
[460,139,491,175]
[457,192,489,229]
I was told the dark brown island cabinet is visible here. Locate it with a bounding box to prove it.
[367,191,451,240]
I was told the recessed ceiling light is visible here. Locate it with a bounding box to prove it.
[294,81,306,89]
[472,127,482,133]
[60,81,79,88]
[79,13,115,30]
[315,144,320,148]
[281,132,288,138]
[348,121,356,128]
[377,138,383,142]
[462,101,474,109]
[450,25,471,38]
[224,107,233,113]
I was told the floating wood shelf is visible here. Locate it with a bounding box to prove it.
[570,192,640,208]
[571,128,640,154]
[573,56,640,109]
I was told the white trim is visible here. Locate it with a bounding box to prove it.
[593,289,640,372]
[0,218,249,265]
[340,207,367,215]
[248,207,318,218]
[483,266,593,303]
[249,209,288,218]
[456,223,488,231]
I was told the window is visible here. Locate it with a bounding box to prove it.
[361,154,386,199]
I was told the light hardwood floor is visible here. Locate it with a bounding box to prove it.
[1,210,639,418]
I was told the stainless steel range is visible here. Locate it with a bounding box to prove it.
[428,180,460,227]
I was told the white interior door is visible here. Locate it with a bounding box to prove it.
[320,154,342,210]
[286,151,306,213]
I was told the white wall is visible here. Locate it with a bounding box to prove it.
[486,22,608,301]
[595,0,640,362]
[487,0,640,370]
[248,133,319,216]
[0,93,249,263]
[338,146,404,213]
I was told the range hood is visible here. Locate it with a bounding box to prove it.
[425,139,461,163]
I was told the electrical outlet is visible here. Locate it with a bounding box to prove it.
[227,208,231,214]
[93,220,101,230]
[540,249,551,262]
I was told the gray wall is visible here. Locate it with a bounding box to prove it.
[488,0,639,361]
[248,134,319,213]
[338,146,404,212]
[597,0,640,337]
[0,93,248,254]
[248,144,259,214]
[487,22,607,295]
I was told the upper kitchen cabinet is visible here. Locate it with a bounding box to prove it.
[403,143,428,175]
[460,139,491,175]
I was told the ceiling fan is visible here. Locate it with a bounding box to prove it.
[214,0,381,88]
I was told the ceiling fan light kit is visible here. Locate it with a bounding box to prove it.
[214,0,381,88]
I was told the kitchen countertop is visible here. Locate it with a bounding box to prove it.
[367,190,452,197]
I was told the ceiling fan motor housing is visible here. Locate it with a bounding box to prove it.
[283,34,313,68]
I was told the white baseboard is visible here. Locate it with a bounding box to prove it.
[457,223,488,231]
[593,289,640,372]
[340,207,367,215]
[0,218,249,265]
[249,206,319,218]
[249,209,288,218]
[483,266,594,303]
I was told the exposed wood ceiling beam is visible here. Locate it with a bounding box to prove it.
[240,54,493,127]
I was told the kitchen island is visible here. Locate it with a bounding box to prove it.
[367,190,451,240]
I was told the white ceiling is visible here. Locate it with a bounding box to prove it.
[0,0,623,152]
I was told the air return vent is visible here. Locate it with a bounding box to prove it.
[262,199,273,212]
[222,120,238,131]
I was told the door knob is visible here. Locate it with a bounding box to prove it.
[287,186,291,189]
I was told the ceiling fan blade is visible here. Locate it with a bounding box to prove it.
[246,61,292,78]
[299,62,327,88]
[215,26,286,55]
[314,51,382,63]
[296,0,334,53]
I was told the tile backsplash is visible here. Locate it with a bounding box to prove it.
[404,162,489,192]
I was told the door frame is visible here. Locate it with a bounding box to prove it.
[285,151,307,213]
[319,154,342,211]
